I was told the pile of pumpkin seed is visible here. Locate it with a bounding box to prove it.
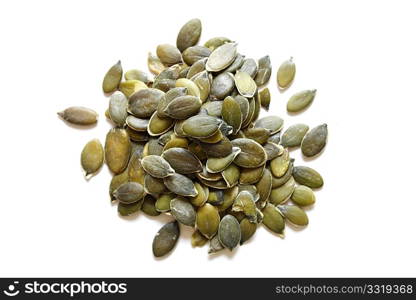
[59,18,328,257]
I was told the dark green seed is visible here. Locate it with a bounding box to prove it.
[170,197,196,226]
[218,215,241,250]
[152,221,180,257]
[113,182,144,204]
[292,166,324,188]
[281,124,309,147]
[301,124,328,157]
[102,60,122,93]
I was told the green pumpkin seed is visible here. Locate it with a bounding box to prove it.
[126,127,150,142]
[127,145,145,184]
[125,69,152,84]
[207,190,224,206]
[141,155,175,178]
[197,165,223,181]
[157,87,187,118]
[126,115,149,132]
[231,138,267,168]
[204,37,231,51]
[145,138,164,156]
[163,135,189,151]
[277,57,296,89]
[164,173,198,196]
[128,88,165,118]
[222,96,242,135]
[105,128,131,174]
[258,88,271,111]
[239,58,258,78]
[281,124,309,147]
[201,101,223,117]
[155,194,174,212]
[206,42,238,72]
[109,168,129,201]
[269,176,295,205]
[208,234,224,254]
[211,72,235,100]
[255,116,284,134]
[148,52,165,75]
[162,147,203,174]
[232,191,257,223]
[268,132,281,144]
[218,215,241,250]
[217,186,238,212]
[200,137,232,158]
[292,166,324,188]
[262,203,285,236]
[241,97,255,128]
[196,203,220,239]
[144,174,167,195]
[191,230,208,247]
[187,58,207,79]
[182,115,221,138]
[206,147,241,173]
[141,195,160,216]
[175,78,201,98]
[156,44,182,65]
[152,221,179,257]
[291,185,316,207]
[170,197,196,226]
[235,71,257,98]
[191,70,210,102]
[254,55,271,86]
[102,60,123,93]
[182,46,211,65]
[301,123,328,157]
[113,182,145,204]
[287,89,317,113]
[263,142,284,161]
[176,18,202,52]
[81,139,104,178]
[147,112,175,136]
[271,159,294,188]
[251,92,261,122]
[119,80,147,98]
[240,218,257,245]
[164,95,202,119]
[255,168,272,205]
[270,148,290,177]
[107,91,128,126]
[224,53,245,73]
[190,183,209,207]
[239,165,265,185]
[222,163,240,187]
[118,200,142,216]
[243,127,270,145]
[234,95,249,124]
[278,205,308,227]
[199,178,229,189]
[58,106,98,126]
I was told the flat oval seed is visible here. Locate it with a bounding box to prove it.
[102,60,122,93]
[301,123,328,157]
[240,58,258,78]
[258,87,271,111]
[272,160,294,188]
[113,182,145,204]
[243,127,271,145]
[126,115,149,132]
[182,46,211,65]
[156,44,182,66]
[255,168,272,204]
[232,191,257,223]
[162,147,203,174]
[108,91,128,126]
[222,163,240,187]
[164,173,198,197]
[118,200,142,217]
[224,53,245,73]
[239,165,265,185]
[234,95,249,124]
[222,96,242,135]
[291,185,316,207]
[182,115,221,138]
[240,218,257,245]
[206,147,241,173]
[148,52,165,75]
[105,128,131,174]
[155,194,174,212]
[278,205,309,226]
[264,142,284,161]
[218,215,241,250]
[190,183,209,207]
[152,221,180,257]
[176,18,202,52]
[144,174,167,195]
[170,198,196,226]
[277,57,296,89]
[141,195,161,216]
[287,89,317,113]
[281,124,309,147]
[204,37,231,51]
[191,70,211,102]
[231,138,267,168]
[119,80,148,98]
[235,71,257,98]
[58,106,98,125]
[157,87,187,118]
[141,155,175,178]
[191,230,208,247]
[200,137,233,158]
[208,234,224,254]
[270,148,290,177]
[206,42,238,72]
[109,169,129,201]
[255,116,284,134]
[262,203,285,236]
[147,112,174,136]
[292,166,324,188]
[269,176,295,205]
[187,58,207,79]
[211,72,235,100]
[175,78,201,98]
[254,55,272,86]
[81,139,104,178]
[164,95,202,119]
[207,190,224,206]
[196,203,220,239]
[129,88,165,118]
[124,69,152,84]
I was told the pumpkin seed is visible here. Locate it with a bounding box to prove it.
[141,195,160,216]
[287,89,316,113]
[278,205,308,227]
[235,71,257,98]
[148,52,165,75]
[157,87,187,118]
[218,215,241,250]
[234,95,249,124]
[258,88,271,111]
[155,194,174,212]
[164,173,198,197]
[243,127,270,145]
[224,53,245,73]
[156,44,182,66]
[175,78,201,98]
[126,115,149,132]
[146,138,164,156]
[263,142,284,161]
[105,128,131,174]
[170,197,196,226]
[191,230,208,247]
[182,115,221,138]
[239,58,258,78]
[281,124,309,147]
[191,70,210,102]
[81,139,104,178]
[255,168,272,205]
[239,165,265,185]
[269,176,295,205]
[126,127,150,142]
[162,147,203,174]
[152,221,179,257]
[118,200,142,216]
[292,166,324,188]
[262,203,285,236]
[291,185,316,207]
[268,132,281,144]
[102,60,123,93]
[204,37,231,51]
[277,57,296,89]
[187,58,207,79]
[208,190,224,206]
[222,163,240,187]
[232,191,257,223]
[222,96,242,135]
[240,218,257,245]
[147,112,175,136]
[271,159,294,188]
[113,182,145,204]
[177,18,202,52]
[231,138,267,168]
[206,147,241,173]
[196,203,220,239]
[200,137,233,158]
[164,95,202,119]
[301,123,328,157]
[129,88,165,118]
[58,106,98,125]
[270,148,290,177]
[109,169,129,201]
[182,46,211,65]
[119,80,147,98]
[206,42,238,72]
[125,69,152,84]
[208,234,224,254]
[144,174,167,195]
[254,55,271,86]
[211,72,235,100]
[190,183,209,207]
[141,155,175,178]
[255,116,284,134]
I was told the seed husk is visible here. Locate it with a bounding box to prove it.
[164,95,202,119]
[196,203,220,239]
[240,218,257,245]
[197,165,223,182]
[162,147,203,174]
[118,200,142,216]
[155,194,174,212]
[199,178,228,189]
[258,88,271,111]
[206,42,238,72]
[235,71,257,98]
[129,88,165,118]
[211,72,235,100]
[291,185,316,207]
[287,89,317,113]
[108,91,128,127]
[176,18,202,52]
[270,148,290,177]
[206,147,241,173]
[255,116,284,134]
[301,123,328,157]
[204,37,231,51]
[141,155,175,178]
[218,215,241,250]
[141,195,161,216]
[190,183,209,207]
[231,138,267,168]
[58,106,98,126]
[182,115,221,138]
[278,205,309,227]
[81,139,104,178]
[191,230,208,247]
[292,166,324,188]
[105,128,131,174]
[232,191,257,223]
[208,234,224,254]
[269,176,295,205]
[182,46,211,65]
[147,112,175,136]
[222,163,240,187]
[277,57,296,89]
[170,197,196,226]
[148,52,165,75]
[262,203,285,236]
[102,60,123,93]
[119,80,148,98]
[124,69,152,84]
[221,96,242,135]
[152,221,180,257]
[263,142,284,161]
[144,174,167,195]
[175,78,201,98]
[156,44,182,66]
[164,173,198,197]
[281,124,309,148]
[113,182,145,204]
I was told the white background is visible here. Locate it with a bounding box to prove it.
[0,0,415,277]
